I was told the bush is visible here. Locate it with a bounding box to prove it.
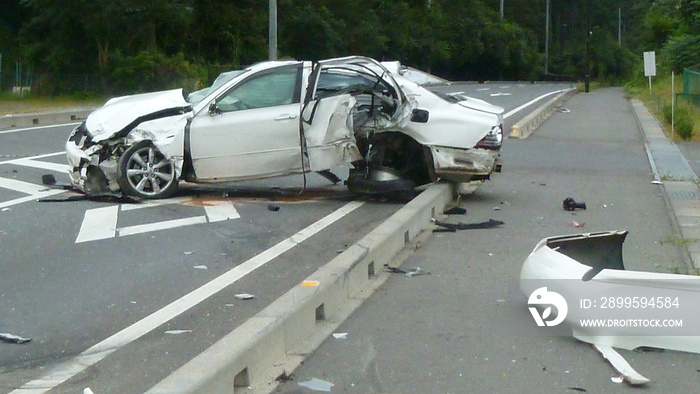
[105,51,206,95]
[664,103,695,140]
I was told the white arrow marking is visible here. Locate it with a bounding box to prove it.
[75,198,241,243]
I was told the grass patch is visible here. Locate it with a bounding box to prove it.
[0,92,105,115]
[660,235,695,247]
[626,74,700,141]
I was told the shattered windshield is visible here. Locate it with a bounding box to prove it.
[187,70,246,105]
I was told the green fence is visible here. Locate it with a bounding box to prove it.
[678,68,700,107]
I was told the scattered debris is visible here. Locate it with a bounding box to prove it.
[562,197,586,211]
[558,108,571,113]
[302,281,319,287]
[164,330,193,335]
[84,388,95,394]
[567,388,586,392]
[633,347,665,353]
[332,332,348,339]
[41,174,56,185]
[594,345,650,385]
[432,218,504,230]
[193,265,208,270]
[234,293,255,300]
[433,227,456,233]
[267,204,280,212]
[385,264,430,277]
[276,371,295,382]
[38,192,141,203]
[611,376,624,384]
[183,251,194,255]
[0,332,31,344]
[493,206,501,211]
[651,180,663,185]
[443,206,467,215]
[1,208,10,212]
[569,221,585,228]
[297,378,335,392]
[316,170,341,184]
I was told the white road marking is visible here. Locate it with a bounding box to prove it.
[75,206,119,243]
[204,202,242,221]
[76,198,241,243]
[0,189,65,209]
[0,177,51,195]
[12,200,364,394]
[120,197,191,211]
[9,158,69,174]
[117,216,208,237]
[503,88,570,119]
[0,122,81,135]
[0,151,64,166]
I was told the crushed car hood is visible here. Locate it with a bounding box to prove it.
[86,88,191,142]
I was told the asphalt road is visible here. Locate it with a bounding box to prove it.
[276,88,696,393]
[0,83,574,393]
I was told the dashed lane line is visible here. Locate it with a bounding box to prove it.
[11,200,364,394]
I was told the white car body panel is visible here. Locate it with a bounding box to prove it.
[301,95,362,171]
[87,89,191,142]
[520,230,700,354]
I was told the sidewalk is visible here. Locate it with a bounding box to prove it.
[275,88,700,393]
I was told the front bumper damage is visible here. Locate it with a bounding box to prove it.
[430,145,502,182]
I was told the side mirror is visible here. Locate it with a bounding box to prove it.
[410,109,429,123]
[208,102,221,115]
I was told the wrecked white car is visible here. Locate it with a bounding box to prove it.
[66,56,504,199]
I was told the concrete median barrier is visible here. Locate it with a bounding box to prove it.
[146,183,455,394]
[510,88,577,139]
[0,108,94,130]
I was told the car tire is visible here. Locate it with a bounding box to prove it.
[117,141,178,199]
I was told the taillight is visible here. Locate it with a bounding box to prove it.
[476,124,503,149]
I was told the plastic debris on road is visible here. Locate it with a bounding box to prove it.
[193,265,208,269]
[562,197,586,211]
[234,293,255,300]
[0,332,31,344]
[443,206,467,215]
[432,218,504,231]
[332,332,348,339]
[569,221,585,228]
[164,330,193,335]
[298,378,335,392]
[385,264,430,277]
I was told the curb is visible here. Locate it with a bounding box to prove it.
[631,99,700,271]
[146,183,455,394]
[509,88,577,139]
[0,108,94,130]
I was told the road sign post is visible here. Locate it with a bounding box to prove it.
[644,51,656,94]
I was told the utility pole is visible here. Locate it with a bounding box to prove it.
[585,0,591,92]
[269,0,277,60]
[500,0,504,20]
[545,0,550,75]
[618,8,622,45]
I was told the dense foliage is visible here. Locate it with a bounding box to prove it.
[0,0,697,95]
